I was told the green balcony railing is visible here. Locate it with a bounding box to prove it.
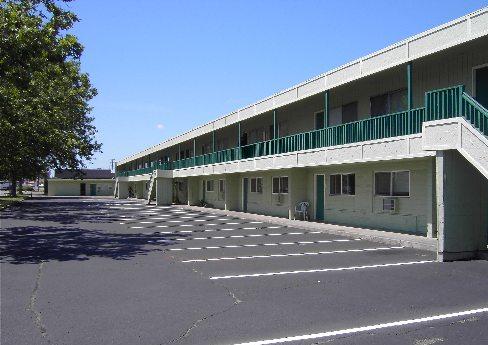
[116,85,488,177]
[462,91,488,136]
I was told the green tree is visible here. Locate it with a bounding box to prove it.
[0,0,101,196]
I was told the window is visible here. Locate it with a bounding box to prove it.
[315,111,325,129]
[370,89,407,117]
[206,180,214,192]
[342,102,358,123]
[272,176,288,194]
[342,174,355,195]
[250,177,263,193]
[330,174,355,195]
[375,171,410,197]
[272,177,280,194]
[178,181,184,192]
[330,175,341,195]
[278,121,288,137]
[256,177,263,193]
[219,179,225,194]
[329,107,342,126]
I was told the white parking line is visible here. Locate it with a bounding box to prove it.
[167,239,361,251]
[231,307,488,345]
[181,246,405,262]
[209,260,434,280]
[173,231,317,241]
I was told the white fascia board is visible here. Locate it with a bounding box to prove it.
[117,6,488,166]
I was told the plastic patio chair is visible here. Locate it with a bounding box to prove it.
[294,201,310,221]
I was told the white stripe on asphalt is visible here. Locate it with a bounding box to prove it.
[174,231,316,241]
[167,239,361,251]
[230,306,488,345]
[209,260,434,280]
[181,246,405,262]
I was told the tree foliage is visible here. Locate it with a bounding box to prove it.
[0,0,101,194]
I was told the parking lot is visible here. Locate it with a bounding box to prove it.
[2,198,488,345]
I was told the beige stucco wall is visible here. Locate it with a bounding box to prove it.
[305,158,434,235]
[185,157,435,235]
[48,179,114,196]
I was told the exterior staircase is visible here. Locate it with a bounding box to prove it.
[113,179,119,198]
[146,171,156,204]
[423,88,488,179]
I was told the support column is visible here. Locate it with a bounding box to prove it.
[323,90,329,128]
[224,175,239,211]
[436,151,446,260]
[212,130,216,163]
[426,157,437,238]
[407,62,413,111]
[155,178,173,205]
[407,62,413,134]
[273,110,277,154]
[436,150,488,261]
[237,122,241,159]
[187,177,200,206]
[118,181,129,199]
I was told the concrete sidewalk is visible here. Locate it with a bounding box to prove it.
[180,205,438,252]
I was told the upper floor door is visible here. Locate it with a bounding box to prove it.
[475,66,488,109]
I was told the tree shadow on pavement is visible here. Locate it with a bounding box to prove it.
[0,199,145,225]
[0,226,184,264]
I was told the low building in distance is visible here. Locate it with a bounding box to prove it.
[48,169,115,196]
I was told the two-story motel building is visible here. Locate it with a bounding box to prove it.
[115,8,488,261]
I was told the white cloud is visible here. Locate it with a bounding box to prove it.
[156,123,164,130]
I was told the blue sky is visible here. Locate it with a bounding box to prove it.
[67,0,488,169]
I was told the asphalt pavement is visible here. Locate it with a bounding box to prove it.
[1,197,487,345]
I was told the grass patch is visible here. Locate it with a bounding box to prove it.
[0,195,28,211]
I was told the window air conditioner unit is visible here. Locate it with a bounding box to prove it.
[382,198,398,213]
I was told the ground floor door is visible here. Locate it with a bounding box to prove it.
[315,175,325,221]
[242,177,249,212]
[202,180,206,202]
[475,66,488,109]
[89,184,97,196]
[80,183,86,196]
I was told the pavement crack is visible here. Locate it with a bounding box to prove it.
[167,283,242,344]
[26,261,50,342]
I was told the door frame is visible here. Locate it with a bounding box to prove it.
[80,182,86,196]
[242,177,249,212]
[472,63,488,98]
[89,183,97,196]
[314,174,325,221]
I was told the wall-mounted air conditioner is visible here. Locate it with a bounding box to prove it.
[382,198,398,213]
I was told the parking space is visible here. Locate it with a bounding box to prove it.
[108,201,434,279]
[2,198,488,345]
